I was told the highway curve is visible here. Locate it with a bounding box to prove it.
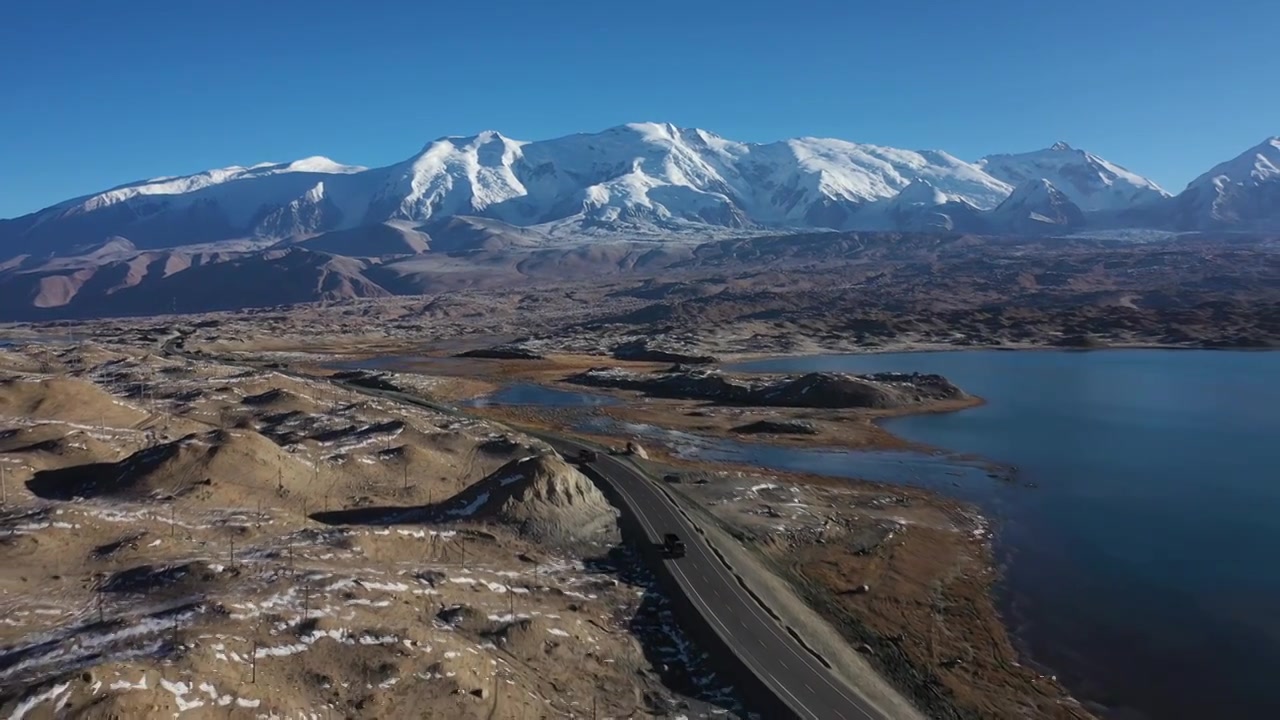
[545,438,894,720]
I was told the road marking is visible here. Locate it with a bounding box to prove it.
[606,457,880,720]
[667,489,876,719]
[604,464,828,720]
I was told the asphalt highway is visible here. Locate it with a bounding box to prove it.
[546,439,891,720]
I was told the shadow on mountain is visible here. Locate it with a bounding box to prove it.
[309,504,434,527]
[26,459,141,501]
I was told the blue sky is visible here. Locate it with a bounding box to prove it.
[1,0,1276,218]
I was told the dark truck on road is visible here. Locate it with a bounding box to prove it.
[575,448,599,464]
[661,533,686,558]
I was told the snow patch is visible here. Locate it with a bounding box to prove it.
[7,682,69,720]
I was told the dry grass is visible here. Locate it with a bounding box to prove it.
[0,342,742,719]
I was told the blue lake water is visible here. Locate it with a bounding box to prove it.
[573,414,1007,498]
[731,350,1280,720]
[463,382,620,408]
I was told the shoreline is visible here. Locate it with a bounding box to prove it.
[182,333,1280,377]
[470,401,1090,718]
[713,339,1280,365]
[239,339,1116,717]
[257,342,1217,718]
[339,352,1087,719]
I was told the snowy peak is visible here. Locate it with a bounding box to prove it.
[765,139,1011,211]
[978,144,1168,212]
[890,179,949,208]
[1174,136,1280,230]
[374,130,529,221]
[55,155,365,219]
[262,156,365,175]
[1002,178,1065,204]
[11,125,1280,254]
[879,179,985,233]
[991,178,1085,232]
[1189,136,1280,189]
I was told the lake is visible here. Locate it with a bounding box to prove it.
[731,350,1280,720]
[463,382,620,408]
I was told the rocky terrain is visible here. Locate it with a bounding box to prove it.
[0,340,750,719]
[731,419,819,435]
[0,316,1102,720]
[566,367,964,409]
[658,469,1093,719]
[0,226,1274,719]
[8,232,1272,359]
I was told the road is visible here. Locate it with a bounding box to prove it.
[159,338,892,719]
[546,438,891,720]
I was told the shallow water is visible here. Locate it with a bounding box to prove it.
[730,350,1280,720]
[573,415,1001,499]
[463,382,620,408]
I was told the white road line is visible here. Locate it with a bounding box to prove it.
[607,458,879,720]
[606,466,826,720]
[682,523,876,720]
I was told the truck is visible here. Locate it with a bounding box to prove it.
[576,448,599,464]
[661,533,686,559]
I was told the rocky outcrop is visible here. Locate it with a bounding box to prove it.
[610,339,717,365]
[330,363,964,414]
[1052,334,1108,348]
[456,344,545,360]
[731,419,819,435]
[566,367,964,410]
[329,370,401,392]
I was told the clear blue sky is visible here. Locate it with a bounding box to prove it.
[1,0,1276,218]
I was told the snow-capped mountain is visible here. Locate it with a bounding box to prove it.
[988,179,1086,233]
[2,125,1277,256]
[363,123,1016,230]
[878,180,985,233]
[977,142,1169,212]
[0,123,1018,253]
[1172,137,1280,230]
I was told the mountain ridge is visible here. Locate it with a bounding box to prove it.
[2,124,1277,257]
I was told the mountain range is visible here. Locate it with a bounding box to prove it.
[0,124,1277,321]
[4,124,1279,260]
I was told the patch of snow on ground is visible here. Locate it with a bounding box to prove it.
[255,643,308,658]
[110,675,148,691]
[359,580,409,592]
[160,678,205,712]
[447,491,490,517]
[7,682,70,720]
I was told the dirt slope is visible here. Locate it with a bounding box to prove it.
[444,453,619,547]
